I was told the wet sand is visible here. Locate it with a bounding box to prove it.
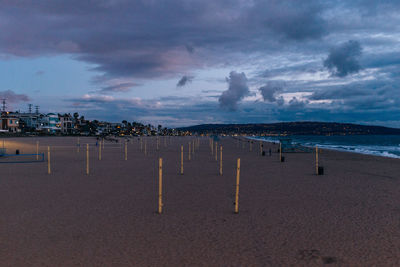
[0,136,399,266]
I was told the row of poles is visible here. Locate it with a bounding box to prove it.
[42,136,321,215]
[45,136,176,176]
[6,136,239,214]
[45,137,321,176]
[46,138,113,175]
[236,137,323,175]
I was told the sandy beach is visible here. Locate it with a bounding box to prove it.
[0,136,399,266]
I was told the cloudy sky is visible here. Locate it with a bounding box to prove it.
[0,0,399,127]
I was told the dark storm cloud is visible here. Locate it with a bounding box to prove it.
[0,0,331,81]
[177,75,194,87]
[0,90,30,103]
[219,71,250,110]
[259,84,283,103]
[324,40,362,77]
[288,97,308,110]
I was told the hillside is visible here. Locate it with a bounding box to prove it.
[178,122,400,135]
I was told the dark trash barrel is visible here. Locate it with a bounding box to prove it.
[262,151,265,156]
[318,166,324,175]
[280,156,285,162]
[16,149,20,155]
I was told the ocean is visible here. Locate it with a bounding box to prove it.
[251,135,400,159]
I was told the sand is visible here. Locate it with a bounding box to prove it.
[0,136,399,266]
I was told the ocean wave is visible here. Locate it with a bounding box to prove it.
[246,136,400,159]
[317,144,400,159]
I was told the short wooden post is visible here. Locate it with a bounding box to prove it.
[125,141,128,160]
[219,145,223,175]
[215,142,218,161]
[158,158,163,214]
[180,145,184,174]
[99,141,102,160]
[235,158,240,214]
[36,141,39,160]
[315,146,319,175]
[47,146,51,174]
[188,142,191,161]
[86,144,89,175]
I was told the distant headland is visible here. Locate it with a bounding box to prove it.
[178,122,400,136]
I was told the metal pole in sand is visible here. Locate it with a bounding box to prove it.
[157,137,159,151]
[235,158,240,214]
[47,146,51,174]
[211,139,214,155]
[188,142,191,161]
[250,141,252,151]
[99,140,102,161]
[315,146,319,175]
[140,138,143,151]
[125,140,128,161]
[181,145,184,174]
[215,142,218,161]
[102,138,104,149]
[259,141,262,155]
[219,145,223,176]
[86,144,89,175]
[158,158,163,214]
[36,141,39,160]
[192,140,195,155]
[144,140,147,156]
[279,142,282,162]
[77,137,80,153]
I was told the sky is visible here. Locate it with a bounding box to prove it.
[0,0,399,128]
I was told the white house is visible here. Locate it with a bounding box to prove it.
[59,113,74,134]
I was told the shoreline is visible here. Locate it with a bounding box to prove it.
[245,135,400,159]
